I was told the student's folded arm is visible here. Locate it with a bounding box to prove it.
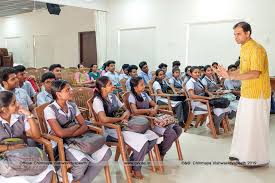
[72,114,88,136]
[97,111,123,124]
[0,145,8,152]
[47,119,80,138]
[130,103,150,115]
[26,118,41,139]
[170,83,177,94]
[188,89,210,100]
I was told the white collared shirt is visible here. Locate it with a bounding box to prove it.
[0,114,30,131]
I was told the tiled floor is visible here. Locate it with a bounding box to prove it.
[94,114,275,183]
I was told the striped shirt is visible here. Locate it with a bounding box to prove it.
[240,39,271,99]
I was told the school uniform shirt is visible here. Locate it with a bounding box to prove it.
[201,76,220,92]
[152,80,180,107]
[104,71,121,86]
[93,94,159,152]
[36,90,53,106]
[126,77,132,91]
[138,71,153,85]
[0,88,33,110]
[166,71,173,79]
[20,81,36,98]
[119,73,130,81]
[169,77,183,89]
[224,79,242,91]
[128,92,152,105]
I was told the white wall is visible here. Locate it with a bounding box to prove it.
[106,0,275,75]
[0,6,95,68]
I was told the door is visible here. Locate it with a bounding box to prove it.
[79,31,97,67]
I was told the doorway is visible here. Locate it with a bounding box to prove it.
[79,31,97,67]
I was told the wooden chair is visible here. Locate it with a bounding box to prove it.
[71,87,94,119]
[183,90,230,138]
[87,97,134,183]
[34,103,112,183]
[122,92,183,162]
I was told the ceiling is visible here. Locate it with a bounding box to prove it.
[0,0,47,17]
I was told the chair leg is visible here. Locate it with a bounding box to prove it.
[104,164,112,183]
[175,138,183,160]
[51,172,57,183]
[114,146,120,161]
[184,112,194,132]
[118,141,133,183]
[222,117,229,134]
[148,151,156,172]
[225,115,231,132]
[153,144,164,174]
[208,114,217,139]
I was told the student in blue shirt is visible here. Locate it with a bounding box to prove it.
[37,72,56,106]
[138,61,152,86]
[126,65,138,91]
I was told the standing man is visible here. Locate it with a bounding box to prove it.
[217,22,271,166]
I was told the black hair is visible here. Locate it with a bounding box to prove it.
[204,65,211,71]
[41,72,56,83]
[172,67,180,74]
[13,65,26,74]
[90,64,97,68]
[139,61,147,69]
[105,60,116,67]
[184,66,192,73]
[190,66,200,73]
[77,64,84,69]
[228,64,237,70]
[49,64,62,72]
[212,62,218,66]
[128,65,138,73]
[130,77,144,102]
[89,64,97,72]
[0,91,15,111]
[233,21,252,35]
[235,60,240,68]
[158,63,168,69]
[172,61,181,67]
[0,67,16,87]
[122,64,130,70]
[92,76,110,113]
[51,80,69,100]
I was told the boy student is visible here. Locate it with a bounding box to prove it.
[49,64,62,80]
[166,60,181,79]
[36,72,56,106]
[138,61,153,85]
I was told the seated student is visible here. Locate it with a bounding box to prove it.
[126,65,139,91]
[182,66,192,85]
[0,67,34,111]
[0,91,54,183]
[169,67,184,94]
[158,63,168,78]
[49,64,62,80]
[138,61,153,86]
[153,69,187,127]
[119,64,130,81]
[104,60,120,87]
[186,66,228,135]
[88,64,100,80]
[14,65,36,100]
[92,76,158,179]
[211,62,221,84]
[224,64,241,96]
[100,62,109,77]
[166,61,181,79]
[44,80,111,183]
[129,77,182,160]
[201,65,221,93]
[74,64,94,85]
[199,66,205,80]
[37,72,56,106]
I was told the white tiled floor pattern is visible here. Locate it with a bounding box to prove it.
[93,114,275,183]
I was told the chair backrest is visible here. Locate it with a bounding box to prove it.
[87,96,100,122]
[62,70,76,85]
[34,103,50,134]
[72,87,94,109]
[122,92,131,112]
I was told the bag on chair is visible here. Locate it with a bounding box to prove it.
[0,147,49,177]
[153,114,177,127]
[124,116,150,134]
[65,132,106,155]
[209,97,230,108]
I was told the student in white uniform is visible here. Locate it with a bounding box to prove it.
[44,80,111,183]
[153,69,188,127]
[201,65,222,93]
[0,91,54,183]
[129,77,182,160]
[186,66,228,135]
[92,76,158,180]
[169,67,184,94]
